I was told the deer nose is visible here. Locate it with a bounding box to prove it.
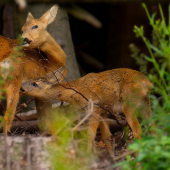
[23,38,32,45]
[20,87,25,92]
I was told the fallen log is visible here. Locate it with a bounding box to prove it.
[14,112,38,121]
[0,118,127,134]
[14,102,70,121]
[0,120,39,134]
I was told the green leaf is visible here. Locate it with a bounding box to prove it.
[1,88,7,93]
[136,152,146,161]
[149,44,165,56]
[144,56,154,62]
[154,146,161,153]
[151,12,157,25]
[133,25,144,38]
[0,96,6,100]
[7,75,14,79]
[142,3,146,9]
[0,79,5,86]
[160,62,167,78]
[128,142,140,150]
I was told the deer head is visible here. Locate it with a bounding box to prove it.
[21,67,64,98]
[21,5,58,48]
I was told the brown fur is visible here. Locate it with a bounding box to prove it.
[0,5,67,135]
[21,67,153,154]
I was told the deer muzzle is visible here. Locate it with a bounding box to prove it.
[22,38,32,47]
[20,87,25,92]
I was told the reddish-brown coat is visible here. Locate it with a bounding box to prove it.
[21,67,153,154]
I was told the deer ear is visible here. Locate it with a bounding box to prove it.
[26,12,34,22]
[40,5,58,26]
[46,67,64,84]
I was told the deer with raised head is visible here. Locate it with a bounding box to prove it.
[21,67,153,154]
[0,5,67,135]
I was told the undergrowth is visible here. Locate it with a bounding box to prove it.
[114,3,170,170]
[0,36,93,169]
[47,106,92,170]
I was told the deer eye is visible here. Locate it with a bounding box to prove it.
[32,25,38,30]
[32,82,38,87]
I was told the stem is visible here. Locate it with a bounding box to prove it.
[140,33,168,93]
[159,3,166,28]
[142,3,151,22]
[168,4,170,46]
[142,3,161,42]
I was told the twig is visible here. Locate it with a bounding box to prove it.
[17,97,35,112]
[113,150,137,161]
[111,139,116,162]
[72,100,94,131]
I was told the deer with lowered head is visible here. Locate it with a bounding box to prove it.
[0,5,67,135]
[21,67,153,154]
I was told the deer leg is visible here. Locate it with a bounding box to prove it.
[35,98,52,132]
[144,96,152,118]
[121,83,152,138]
[87,113,100,152]
[99,115,113,154]
[122,103,141,138]
[3,84,21,135]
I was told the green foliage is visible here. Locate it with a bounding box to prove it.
[47,108,92,170]
[131,4,170,96]
[12,35,23,62]
[114,3,170,170]
[114,136,170,170]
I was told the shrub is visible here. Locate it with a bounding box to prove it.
[114,3,170,170]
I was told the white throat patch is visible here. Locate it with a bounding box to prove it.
[22,44,30,47]
[0,59,11,80]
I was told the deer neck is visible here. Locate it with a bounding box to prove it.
[49,81,86,106]
[40,32,66,67]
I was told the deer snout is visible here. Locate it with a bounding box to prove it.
[22,38,32,47]
[20,87,25,92]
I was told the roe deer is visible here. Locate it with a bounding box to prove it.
[21,67,153,154]
[0,5,67,135]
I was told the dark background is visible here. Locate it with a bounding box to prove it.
[0,1,169,76]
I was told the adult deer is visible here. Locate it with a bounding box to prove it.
[0,5,67,135]
[21,67,153,154]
